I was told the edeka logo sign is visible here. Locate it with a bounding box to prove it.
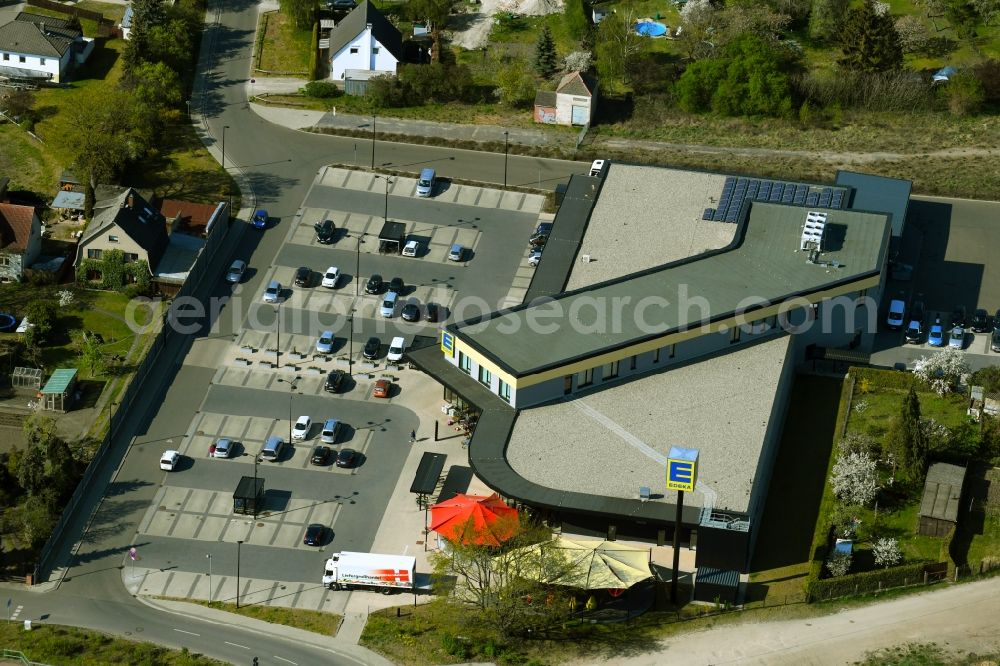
[441,330,455,357]
[666,446,699,492]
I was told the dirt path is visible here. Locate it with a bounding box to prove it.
[450,0,564,50]
[597,136,1000,165]
[565,578,1000,665]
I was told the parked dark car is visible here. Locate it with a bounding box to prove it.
[529,222,553,247]
[311,445,332,465]
[951,305,967,328]
[401,303,421,322]
[388,277,404,295]
[326,0,355,8]
[365,274,383,294]
[303,523,327,546]
[993,327,1000,353]
[315,219,336,244]
[335,448,358,468]
[294,266,311,287]
[363,336,381,360]
[324,369,346,393]
[904,300,925,344]
[971,308,991,333]
[424,302,440,322]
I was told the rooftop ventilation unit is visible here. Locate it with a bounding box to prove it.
[800,210,827,251]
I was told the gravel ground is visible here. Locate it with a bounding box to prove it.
[507,335,791,512]
[567,165,736,291]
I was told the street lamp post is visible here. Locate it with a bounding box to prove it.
[221,125,230,170]
[503,130,509,188]
[374,175,393,222]
[277,376,301,443]
[236,540,243,608]
[274,302,281,371]
[206,553,212,602]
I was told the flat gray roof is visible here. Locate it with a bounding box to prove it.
[506,335,792,513]
[454,201,890,377]
[566,165,736,290]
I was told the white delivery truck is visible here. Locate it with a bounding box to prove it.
[322,551,417,593]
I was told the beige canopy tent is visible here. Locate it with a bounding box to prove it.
[508,536,652,590]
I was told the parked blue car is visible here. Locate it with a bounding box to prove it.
[252,209,269,229]
[928,318,945,347]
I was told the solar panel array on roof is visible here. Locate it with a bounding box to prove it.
[709,177,849,223]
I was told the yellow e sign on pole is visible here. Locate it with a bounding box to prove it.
[666,446,699,492]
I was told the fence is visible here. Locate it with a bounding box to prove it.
[1,649,51,666]
[32,206,239,584]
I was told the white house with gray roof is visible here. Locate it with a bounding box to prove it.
[328,0,402,81]
[0,12,93,83]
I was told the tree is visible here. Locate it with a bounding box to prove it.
[0,88,35,121]
[974,0,1000,25]
[44,437,78,500]
[595,10,646,81]
[46,88,153,217]
[564,51,593,72]
[430,516,572,638]
[495,63,536,106]
[23,413,58,450]
[675,35,796,117]
[278,0,318,30]
[839,0,904,73]
[885,387,929,481]
[913,347,970,395]
[826,549,852,576]
[872,537,903,567]
[122,0,168,74]
[534,26,559,78]
[22,299,57,344]
[563,0,591,40]
[16,443,47,497]
[944,71,985,116]
[128,61,183,114]
[79,331,106,377]
[829,503,862,538]
[17,491,58,548]
[831,450,881,506]
[408,0,455,63]
[894,15,931,53]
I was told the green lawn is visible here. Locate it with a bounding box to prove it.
[0,124,62,196]
[257,10,312,75]
[21,1,124,38]
[847,386,970,440]
[177,599,341,636]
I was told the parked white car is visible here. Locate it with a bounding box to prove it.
[387,336,406,362]
[402,240,419,257]
[292,415,312,440]
[321,266,340,288]
[225,260,246,283]
[316,331,335,354]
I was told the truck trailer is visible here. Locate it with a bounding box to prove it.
[322,551,417,593]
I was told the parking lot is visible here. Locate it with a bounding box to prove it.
[873,195,1000,370]
[130,167,545,604]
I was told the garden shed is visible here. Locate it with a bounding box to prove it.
[533,71,598,126]
[693,566,740,604]
[12,367,42,390]
[39,368,77,412]
[918,463,966,537]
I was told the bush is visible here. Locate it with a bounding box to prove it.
[367,74,414,108]
[795,69,934,112]
[302,80,342,99]
[398,63,475,103]
[807,561,932,601]
[942,72,985,116]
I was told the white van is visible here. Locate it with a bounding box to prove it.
[387,336,406,362]
[886,299,906,330]
[402,240,420,257]
[416,168,435,197]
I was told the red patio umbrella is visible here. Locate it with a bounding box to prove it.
[429,493,518,546]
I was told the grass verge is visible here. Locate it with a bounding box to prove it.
[256,10,311,75]
[0,124,63,197]
[0,622,224,665]
[171,598,341,636]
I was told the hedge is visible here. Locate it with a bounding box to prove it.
[807,561,935,601]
